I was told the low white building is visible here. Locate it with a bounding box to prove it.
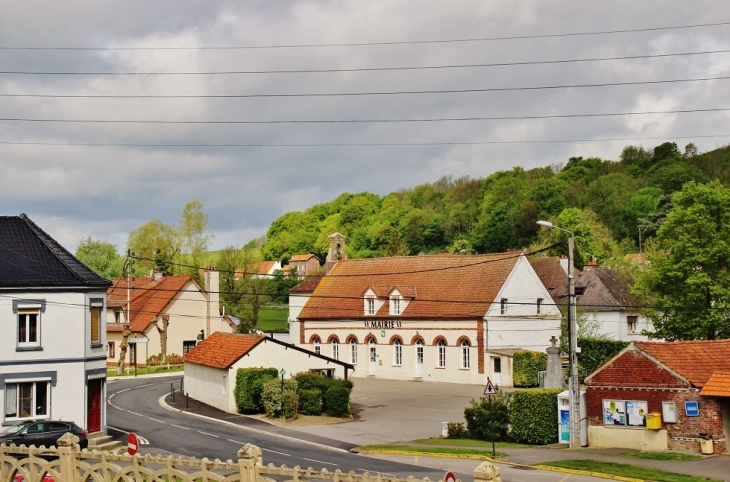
[183,332,353,413]
[291,235,562,386]
[0,214,111,433]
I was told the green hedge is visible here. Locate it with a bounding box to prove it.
[325,386,351,417]
[510,389,562,445]
[513,350,547,387]
[299,389,323,415]
[262,378,299,418]
[293,371,353,413]
[463,391,512,441]
[578,338,629,377]
[234,367,279,414]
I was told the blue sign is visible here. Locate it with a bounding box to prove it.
[685,401,700,417]
[559,409,570,443]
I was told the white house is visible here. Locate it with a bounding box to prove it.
[291,236,562,386]
[0,214,111,433]
[183,332,353,413]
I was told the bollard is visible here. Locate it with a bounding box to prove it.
[171,383,175,402]
[180,378,184,392]
[186,393,189,410]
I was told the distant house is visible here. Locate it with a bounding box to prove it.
[586,340,730,453]
[0,214,111,433]
[106,269,230,366]
[288,254,320,278]
[235,260,282,280]
[183,332,353,413]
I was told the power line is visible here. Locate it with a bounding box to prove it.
[2,75,729,99]
[1,21,728,51]
[2,49,728,76]
[1,134,728,149]
[2,107,728,125]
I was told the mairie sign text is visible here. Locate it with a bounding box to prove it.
[363,320,402,329]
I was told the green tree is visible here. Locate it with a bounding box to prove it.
[634,181,730,340]
[179,199,213,277]
[127,220,179,274]
[75,237,126,280]
[584,173,637,240]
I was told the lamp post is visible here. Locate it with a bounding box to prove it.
[537,220,580,449]
[279,369,286,417]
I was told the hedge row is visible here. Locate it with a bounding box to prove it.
[234,367,279,414]
[512,350,547,387]
[578,338,629,377]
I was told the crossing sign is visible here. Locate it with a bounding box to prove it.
[483,378,497,396]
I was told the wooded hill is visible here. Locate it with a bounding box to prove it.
[261,142,730,268]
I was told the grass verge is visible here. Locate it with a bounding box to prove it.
[412,438,532,449]
[355,444,507,459]
[621,451,702,461]
[108,365,184,377]
[540,460,718,482]
[258,304,288,332]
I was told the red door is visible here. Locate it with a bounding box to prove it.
[87,379,103,433]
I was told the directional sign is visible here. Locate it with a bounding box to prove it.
[128,336,149,344]
[443,471,457,482]
[127,433,139,455]
[483,378,497,396]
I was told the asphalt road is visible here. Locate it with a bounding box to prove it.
[107,375,608,482]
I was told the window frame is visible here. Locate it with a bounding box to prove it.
[627,315,638,333]
[437,339,446,368]
[182,340,197,355]
[500,298,508,315]
[17,309,41,349]
[332,339,339,360]
[108,341,116,359]
[350,339,358,364]
[393,339,403,366]
[391,298,401,315]
[4,381,50,421]
[536,298,543,315]
[313,338,321,355]
[461,340,470,369]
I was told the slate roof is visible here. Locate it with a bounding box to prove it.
[530,256,572,306]
[578,266,638,312]
[183,332,265,369]
[299,253,521,320]
[0,214,111,288]
[700,372,730,397]
[106,275,198,332]
[635,340,730,388]
[289,274,324,294]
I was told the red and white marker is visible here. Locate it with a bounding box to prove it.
[127,433,139,455]
[444,471,457,482]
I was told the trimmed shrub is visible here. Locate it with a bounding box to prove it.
[510,389,562,445]
[146,354,161,366]
[234,367,278,414]
[447,422,468,439]
[293,371,353,413]
[283,392,299,420]
[166,353,183,365]
[325,386,351,417]
[513,350,547,387]
[579,338,629,377]
[299,389,323,416]
[464,391,512,441]
[262,378,299,418]
[293,371,323,391]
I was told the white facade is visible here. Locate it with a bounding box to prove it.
[0,289,108,432]
[583,310,652,342]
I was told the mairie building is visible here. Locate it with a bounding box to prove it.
[290,234,561,386]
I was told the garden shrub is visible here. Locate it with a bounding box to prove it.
[147,354,161,366]
[325,386,351,417]
[234,367,278,414]
[579,338,629,377]
[166,353,183,365]
[283,392,299,419]
[447,422,468,439]
[293,371,353,413]
[510,389,562,445]
[463,391,512,441]
[299,389,323,416]
[513,350,547,387]
[293,371,323,391]
[262,378,298,418]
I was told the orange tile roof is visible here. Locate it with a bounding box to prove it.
[635,340,730,388]
[106,275,198,332]
[183,332,265,369]
[299,253,521,320]
[700,372,730,397]
[290,254,318,262]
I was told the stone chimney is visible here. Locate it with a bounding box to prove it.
[153,270,163,281]
[559,255,569,275]
[204,268,222,334]
[326,232,346,274]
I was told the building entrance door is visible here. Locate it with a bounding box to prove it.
[87,379,103,433]
[492,356,502,386]
[415,340,424,378]
[369,340,377,376]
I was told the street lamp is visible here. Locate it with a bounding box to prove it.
[537,220,581,449]
[279,369,286,418]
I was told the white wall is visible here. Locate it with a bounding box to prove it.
[184,363,234,412]
[585,310,652,342]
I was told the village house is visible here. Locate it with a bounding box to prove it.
[237,260,282,279]
[0,214,111,433]
[287,254,320,278]
[106,269,230,367]
[290,234,562,386]
[585,340,730,453]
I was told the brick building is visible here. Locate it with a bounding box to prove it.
[585,340,730,453]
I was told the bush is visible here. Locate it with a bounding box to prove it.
[147,354,161,366]
[262,378,299,418]
[447,422,468,439]
[234,367,278,414]
[579,338,629,377]
[510,389,562,445]
[293,371,353,413]
[283,392,299,420]
[325,386,351,417]
[293,371,323,391]
[464,391,512,441]
[166,353,183,365]
[299,389,323,415]
[513,351,547,387]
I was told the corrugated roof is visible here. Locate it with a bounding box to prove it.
[700,372,730,397]
[635,340,730,388]
[299,253,521,320]
[183,332,265,369]
[0,214,111,288]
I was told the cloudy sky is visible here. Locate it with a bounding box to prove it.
[1,1,729,253]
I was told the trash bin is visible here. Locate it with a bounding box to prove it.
[700,434,714,455]
[645,413,661,430]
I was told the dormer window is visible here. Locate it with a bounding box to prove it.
[367,299,375,315]
[500,298,508,315]
[391,298,401,315]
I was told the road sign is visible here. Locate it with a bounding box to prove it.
[685,400,700,417]
[443,471,457,482]
[128,336,149,344]
[483,378,497,396]
[127,433,139,455]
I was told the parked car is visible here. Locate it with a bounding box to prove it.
[0,420,88,449]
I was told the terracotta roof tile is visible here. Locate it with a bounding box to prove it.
[700,372,730,397]
[183,332,265,369]
[300,253,521,320]
[635,340,730,388]
[290,254,319,262]
[289,274,324,293]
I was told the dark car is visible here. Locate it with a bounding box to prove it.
[0,420,88,449]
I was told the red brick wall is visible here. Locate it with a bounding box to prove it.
[477,321,484,374]
[587,350,687,389]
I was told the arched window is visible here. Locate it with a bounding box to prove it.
[350,338,358,364]
[313,338,320,355]
[437,339,446,368]
[461,340,470,369]
[394,339,402,366]
[332,339,339,360]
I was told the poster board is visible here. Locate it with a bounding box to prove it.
[662,401,677,423]
[603,399,648,427]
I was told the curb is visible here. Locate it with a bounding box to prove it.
[534,464,643,482]
[354,449,497,461]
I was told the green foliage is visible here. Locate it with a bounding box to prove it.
[293,371,353,413]
[298,389,323,416]
[325,385,351,417]
[75,237,127,280]
[510,389,563,445]
[579,338,629,377]
[463,391,512,442]
[261,378,298,418]
[447,422,468,439]
[234,367,278,414]
[512,351,547,388]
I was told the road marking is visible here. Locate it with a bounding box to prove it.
[107,426,149,445]
[171,424,190,430]
[357,468,395,476]
[558,476,571,482]
[262,448,291,456]
[147,417,166,424]
[303,458,337,466]
[198,431,220,438]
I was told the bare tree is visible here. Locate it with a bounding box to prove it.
[150,314,170,364]
[117,324,131,375]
